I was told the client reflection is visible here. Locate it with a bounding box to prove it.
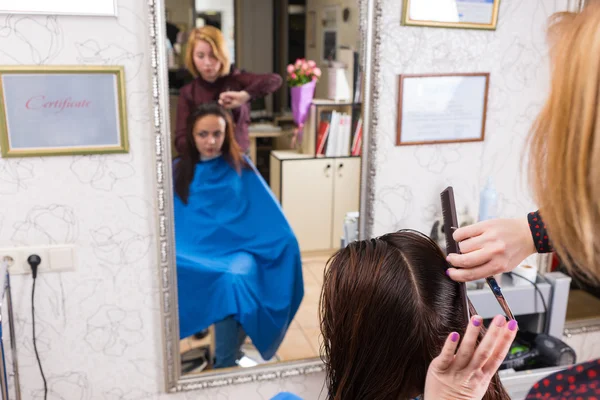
[173,103,303,369]
[320,230,510,400]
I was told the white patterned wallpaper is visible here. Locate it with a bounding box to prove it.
[0,2,325,399]
[372,0,571,237]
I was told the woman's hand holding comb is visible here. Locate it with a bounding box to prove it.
[424,315,518,400]
[445,217,536,282]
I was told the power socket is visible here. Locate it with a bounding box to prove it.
[0,245,75,275]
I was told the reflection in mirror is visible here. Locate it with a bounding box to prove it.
[165,0,364,376]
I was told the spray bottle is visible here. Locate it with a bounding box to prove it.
[478,177,498,221]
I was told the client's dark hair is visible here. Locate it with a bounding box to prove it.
[174,103,246,204]
[319,229,510,400]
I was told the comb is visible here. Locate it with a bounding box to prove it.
[441,187,460,256]
[440,186,515,322]
[440,186,471,323]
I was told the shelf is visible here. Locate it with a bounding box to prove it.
[311,99,361,106]
[270,150,360,161]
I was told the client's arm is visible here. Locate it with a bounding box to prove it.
[446,211,550,282]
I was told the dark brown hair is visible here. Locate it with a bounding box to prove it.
[174,103,246,204]
[320,230,510,400]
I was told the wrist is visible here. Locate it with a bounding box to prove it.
[241,90,251,102]
[518,216,536,256]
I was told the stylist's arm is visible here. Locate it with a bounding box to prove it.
[424,315,518,400]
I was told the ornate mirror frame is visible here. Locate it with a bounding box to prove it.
[147,0,383,392]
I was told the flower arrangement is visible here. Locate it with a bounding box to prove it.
[286,58,322,87]
[286,58,321,147]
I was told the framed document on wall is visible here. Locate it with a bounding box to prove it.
[0,65,129,157]
[0,0,117,16]
[402,0,500,30]
[396,72,489,146]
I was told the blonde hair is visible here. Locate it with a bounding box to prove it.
[185,26,231,78]
[528,3,600,283]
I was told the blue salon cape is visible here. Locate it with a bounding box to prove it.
[174,156,304,360]
[270,393,303,400]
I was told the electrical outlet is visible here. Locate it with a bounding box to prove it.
[48,246,75,271]
[0,250,23,272]
[0,245,74,275]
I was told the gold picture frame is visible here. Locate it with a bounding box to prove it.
[0,65,128,158]
[402,0,501,30]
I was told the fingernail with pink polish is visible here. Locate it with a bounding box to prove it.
[494,315,506,327]
[508,320,518,331]
[445,269,451,277]
[472,316,482,327]
[450,332,459,342]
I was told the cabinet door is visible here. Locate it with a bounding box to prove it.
[269,155,282,202]
[331,157,361,247]
[281,158,334,252]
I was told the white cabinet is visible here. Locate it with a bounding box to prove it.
[270,151,360,252]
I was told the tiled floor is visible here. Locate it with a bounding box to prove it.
[277,254,328,361]
[179,253,330,373]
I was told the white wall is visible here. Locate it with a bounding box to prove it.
[0,2,325,399]
[306,0,359,99]
[166,0,193,28]
[371,0,570,236]
[237,0,274,111]
[196,0,235,62]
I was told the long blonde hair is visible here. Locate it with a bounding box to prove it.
[184,26,231,78]
[528,2,600,283]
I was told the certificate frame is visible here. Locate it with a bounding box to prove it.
[396,72,489,146]
[402,0,501,30]
[0,65,129,158]
[0,0,118,17]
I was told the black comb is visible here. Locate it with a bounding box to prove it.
[441,186,470,323]
[441,186,460,256]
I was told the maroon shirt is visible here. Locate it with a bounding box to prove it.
[525,215,600,398]
[175,68,282,153]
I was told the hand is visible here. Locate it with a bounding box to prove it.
[218,90,251,109]
[424,315,518,400]
[446,217,536,282]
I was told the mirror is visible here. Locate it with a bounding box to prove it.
[152,0,379,391]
